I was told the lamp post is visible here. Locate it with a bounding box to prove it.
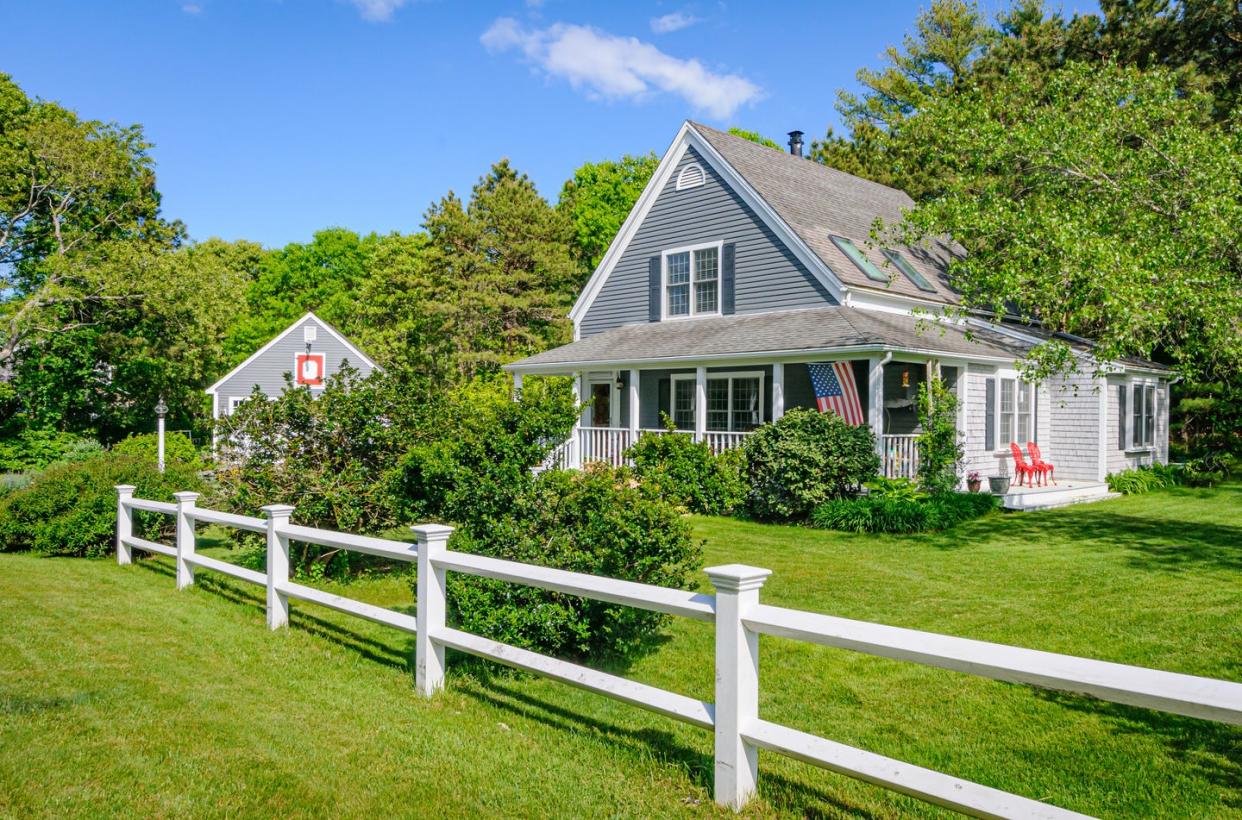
[155,397,168,474]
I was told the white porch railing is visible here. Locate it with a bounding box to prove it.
[578,426,636,467]
[881,433,920,480]
[115,485,1242,816]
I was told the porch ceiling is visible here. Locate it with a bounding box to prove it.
[506,306,1031,373]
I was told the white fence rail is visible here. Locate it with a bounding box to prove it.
[114,485,1242,817]
[881,433,920,480]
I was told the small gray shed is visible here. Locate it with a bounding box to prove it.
[206,312,378,422]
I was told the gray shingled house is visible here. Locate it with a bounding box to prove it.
[504,122,1172,509]
[206,312,378,423]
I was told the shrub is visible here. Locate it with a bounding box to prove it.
[742,408,879,521]
[438,464,702,660]
[1107,464,1185,495]
[0,428,104,472]
[916,378,963,494]
[625,419,746,515]
[812,492,997,534]
[113,432,204,470]
[0,453,205,557]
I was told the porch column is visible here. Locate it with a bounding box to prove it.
[628,369,640,441]
[571,371,583,468]
[867,357,884,446]
[695,366,707,443]
[772,362,785,421]
[511,372,523,400]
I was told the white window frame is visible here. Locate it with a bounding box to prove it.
[293,351,327,391]
[228,396,246,415]
[670,370,765,432]
[662,240,723,320]
[995,373,1035,451]
[675,163,705,190]
[585,371,621,429]
[1128,378,1157,451]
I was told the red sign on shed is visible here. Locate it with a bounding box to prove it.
[295,352,325,387]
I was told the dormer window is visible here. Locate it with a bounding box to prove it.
[830,235,889,283]
[663,242,720,318]
[676,163,705,190]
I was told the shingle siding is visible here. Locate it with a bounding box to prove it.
[212,315,375,417]
[962,365,998,478]
[580,146,835,338]
[1104,375,1169,474]
[1045,373,1100,480]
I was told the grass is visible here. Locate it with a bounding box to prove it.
[1,484,1240,817]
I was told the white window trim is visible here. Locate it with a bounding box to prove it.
[994,372,1036,453]
[1127,378,1158,451]
[585,371,621,429]
[293,351,327,391]
[670,370,765,432]
[675,163,705,190]
[228,396,246,415]
[661,240,724,321]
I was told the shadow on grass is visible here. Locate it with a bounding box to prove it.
[1037,689,1242,809]
[455,664,885,818]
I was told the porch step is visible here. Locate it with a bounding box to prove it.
[1001,480,1117,512]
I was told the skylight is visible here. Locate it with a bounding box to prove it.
[882,249,937,292]
[829,235,889,283]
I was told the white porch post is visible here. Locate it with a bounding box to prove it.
[628,369,640,442]
[772,362,785,421]
[511,372,523,399]
[868,356,885,458]
[694,366,707,443]
[570,371,583,469]
[706,563,772,810]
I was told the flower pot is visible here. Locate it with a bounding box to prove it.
[988,476,1011,495]
[967,479,982,493]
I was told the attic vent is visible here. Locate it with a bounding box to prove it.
[675,163,705,190]
[303,325,317,343]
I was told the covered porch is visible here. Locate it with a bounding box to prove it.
[524,357,961,479]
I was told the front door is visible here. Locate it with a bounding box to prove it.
[591,382,611,427]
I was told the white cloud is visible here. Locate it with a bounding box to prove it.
[349,0,409,22]
[181,2,202,14]
[480,18,762,119]
[650,11,700,34]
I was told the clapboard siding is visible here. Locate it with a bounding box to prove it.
[580,147,835,337]
[213,315,375,416]
[1045,373,1100,480]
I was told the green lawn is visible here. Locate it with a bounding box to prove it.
[2,484,1240,817]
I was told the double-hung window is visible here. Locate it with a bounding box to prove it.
[1130,382,1156,449]
[998,377,1033,447]
[670,372,763,432]
[664,243,720,318]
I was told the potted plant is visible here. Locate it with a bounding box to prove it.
[966,471,982,493]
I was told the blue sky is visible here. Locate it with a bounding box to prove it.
[3,0,1085,248]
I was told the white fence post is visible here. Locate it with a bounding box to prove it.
[412,523,454,697]
[262,504,296,630]
[174,492,200,590]
[706,563,772,811]
[115,485,135,565]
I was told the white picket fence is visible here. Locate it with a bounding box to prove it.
[114,485,1242,817]
[881,433,920,480]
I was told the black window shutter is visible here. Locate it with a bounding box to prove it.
[721,243,736,315]
[1117,384,1127,450]
[648,256,661,322]
[657,378,671,426]
[984,377,996,452]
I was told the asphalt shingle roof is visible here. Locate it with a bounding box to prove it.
[690,121,961,304]
[507,307,1030,371]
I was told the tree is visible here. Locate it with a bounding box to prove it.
[891,61,1241,382]
[0,73,184,373]
[558,152,657,271]
[418,160,577,379]
[727,127,782,151]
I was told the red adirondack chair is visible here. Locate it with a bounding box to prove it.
[1009,442,1039,487]
[1027,441,1055,486]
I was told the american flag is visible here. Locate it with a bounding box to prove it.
[808,362,864,425]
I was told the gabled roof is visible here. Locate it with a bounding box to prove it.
[205,312,379,395]
[569,121,960,328]
[690,122,960,305]
[507,306,1028,373]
